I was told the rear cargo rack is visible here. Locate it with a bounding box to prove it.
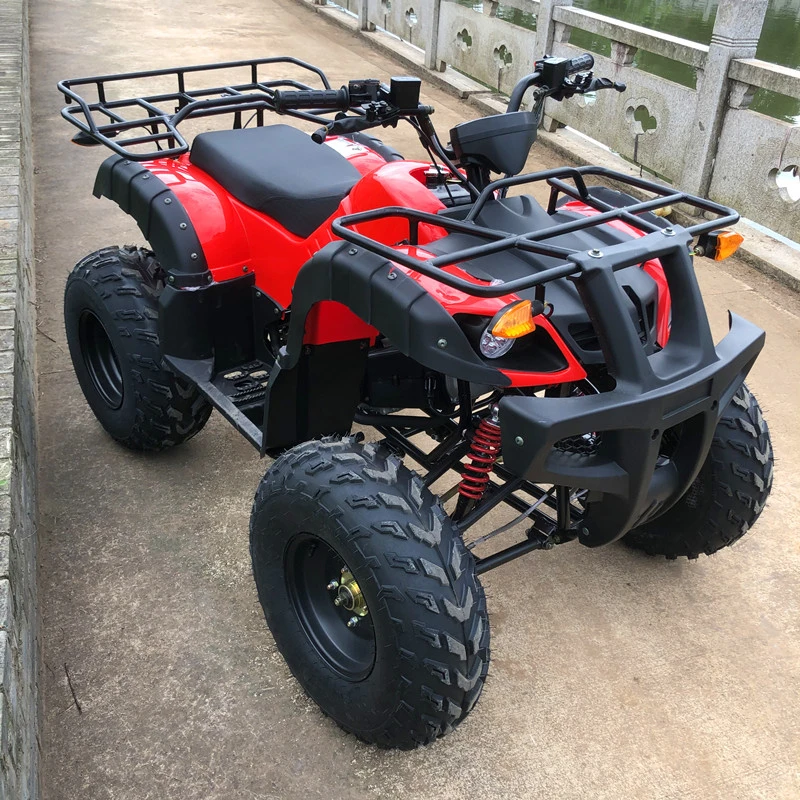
[58,57,333,160]
[331,165,739,298]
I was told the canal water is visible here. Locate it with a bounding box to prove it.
[470,0,800,122]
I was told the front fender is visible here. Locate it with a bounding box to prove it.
[281,241,511,387]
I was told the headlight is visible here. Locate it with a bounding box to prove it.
[479,327,515,359]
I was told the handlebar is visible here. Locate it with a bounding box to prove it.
[273,87,350,111]
[507,53,622,112]
[273,77,389,114]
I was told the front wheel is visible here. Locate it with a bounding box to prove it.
[249,437,489,749]
[624,383,773,559]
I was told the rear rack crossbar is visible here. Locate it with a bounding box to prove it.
[331,165,738,299]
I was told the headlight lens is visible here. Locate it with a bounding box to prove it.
[479,327,515,359]
[478,300,537,359]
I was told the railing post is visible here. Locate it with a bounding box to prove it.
[533,0,573,61]
[424,0,445,72]
[679,0,768,198]
[358,0,372,31]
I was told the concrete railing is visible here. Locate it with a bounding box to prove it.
[340,0,800,241]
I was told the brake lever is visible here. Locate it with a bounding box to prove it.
[554,74,627,101]
[586,77,627,93]
[311,107,405,144]
[310,115,375,144]
[311,124,332,144]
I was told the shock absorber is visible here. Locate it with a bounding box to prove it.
[454,408,502,519]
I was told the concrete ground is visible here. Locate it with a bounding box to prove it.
[32,0,800,797]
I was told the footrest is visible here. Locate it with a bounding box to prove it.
[213,360,272,411]
[165,355,272,451]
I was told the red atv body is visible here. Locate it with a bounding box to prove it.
[143,142,600,383]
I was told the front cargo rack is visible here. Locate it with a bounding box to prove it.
[58,57,335,160]
[331,165,739,298]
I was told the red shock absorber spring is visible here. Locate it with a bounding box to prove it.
[458,412,502,501]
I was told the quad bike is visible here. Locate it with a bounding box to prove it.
[59,53,772,748]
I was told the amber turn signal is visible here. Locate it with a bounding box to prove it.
[491,300,537,339]
[712,231,744,261]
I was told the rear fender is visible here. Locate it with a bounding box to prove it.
[93,154,218,288]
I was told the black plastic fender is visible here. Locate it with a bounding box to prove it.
[278,240,510,387]
[260,241,509,451]
[93,155,212,288]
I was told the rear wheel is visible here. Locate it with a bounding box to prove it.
[250,437,489,749]
[624,384,772,559]
[64,246,212,450]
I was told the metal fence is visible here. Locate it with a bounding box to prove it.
[328,0,800,240]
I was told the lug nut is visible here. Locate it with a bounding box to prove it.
[326,581,339,591]
[346,616,359,628]
[333,597,343,606]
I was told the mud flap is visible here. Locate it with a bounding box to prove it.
[261,340,369,453]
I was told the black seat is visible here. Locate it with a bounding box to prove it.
[190,125,361,239]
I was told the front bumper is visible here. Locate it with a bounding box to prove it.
[498,232,766,546]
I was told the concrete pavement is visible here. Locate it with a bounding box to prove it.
[32,0,800,797]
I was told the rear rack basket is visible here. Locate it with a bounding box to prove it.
[58,56,335,159]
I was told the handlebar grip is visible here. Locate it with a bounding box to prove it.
[566,54,594,75]
[273,87,350,111]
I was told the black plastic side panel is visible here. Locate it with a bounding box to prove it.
[93,155,211,287]
[280,241,510,387]
[159,285,213,360]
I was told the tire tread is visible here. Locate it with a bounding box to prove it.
[624,384,772,559]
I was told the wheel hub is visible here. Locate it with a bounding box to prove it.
[285,534,375,680]
[78,310,124,409]
[331,568,369,618]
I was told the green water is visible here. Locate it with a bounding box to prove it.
[458,0,800,122]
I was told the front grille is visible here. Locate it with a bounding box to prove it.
[554,431,602,456]
[568,322,602,352]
